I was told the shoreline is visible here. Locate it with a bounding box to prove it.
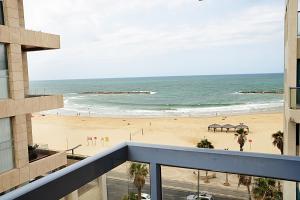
[41,109,283,119]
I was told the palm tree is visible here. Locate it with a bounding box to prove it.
[235,128,247,151]
[197,139,214,149]
[197,139,214,183]
[238,175,252,200]
[129,162,149,200]
[271,131,284,191]
[272,131,284,155]
[235,129,251,199]
[28,144,39,161]
[252,178,282,200]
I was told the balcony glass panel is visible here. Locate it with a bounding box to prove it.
[67,162,296,200]
[107,162,150,200]
[290,87,300,109]
[0,118,14,173]
[76,162,151,200]
[161,166,287,200]
[78,178,103,199]
[0,43,8,99]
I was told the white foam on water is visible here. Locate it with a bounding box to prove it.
[45,99,284,117]
[129,91,157,95]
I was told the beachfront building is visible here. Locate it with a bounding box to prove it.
[284,0,300,199]
[0,0,66,194]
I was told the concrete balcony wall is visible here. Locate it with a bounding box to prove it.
[0,151,67,194]
[29,151,67,180]
[0,25,60,50]
[0,169,20,193]
[0,95,64,118]
[20,29,60,51]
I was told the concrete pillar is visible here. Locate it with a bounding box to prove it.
[97,175,108,200]
[284,120,297,156]
[12,115,29,168]
[65,190,78,200]
[17,0,25,27]
[283,120,297,200]
[26,114,33,145]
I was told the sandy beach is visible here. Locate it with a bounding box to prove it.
[32,112,283,155]
[31,112,284,195]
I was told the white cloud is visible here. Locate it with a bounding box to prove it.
[23,0,284,79]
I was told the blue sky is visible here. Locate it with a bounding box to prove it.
[24,0,284,80]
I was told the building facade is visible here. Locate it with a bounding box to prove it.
[0,0,66,194]
[284,0,300,199]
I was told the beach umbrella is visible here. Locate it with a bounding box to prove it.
[222,124,235,133]
[235,123,249,132]
[208,124,222,132]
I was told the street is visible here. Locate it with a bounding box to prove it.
[107,177,248,200]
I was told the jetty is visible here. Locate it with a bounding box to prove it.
[79,91,152,95]
[238,90,283,94]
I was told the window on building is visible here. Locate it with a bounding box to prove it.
[0,0,4,25]
[0,43,8,99]
[0,118,14,173]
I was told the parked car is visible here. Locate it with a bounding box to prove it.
[186,193,214,200]
[135,193,151,200]
[141,193,151,200]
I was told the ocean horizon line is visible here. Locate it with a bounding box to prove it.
[30,72,283,82]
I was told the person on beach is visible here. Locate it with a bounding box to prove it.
[94,137,97,145]
[87,136,93,146]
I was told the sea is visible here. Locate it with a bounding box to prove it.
[30,73,284,117]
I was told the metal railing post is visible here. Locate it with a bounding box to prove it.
[150,163,162,200]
